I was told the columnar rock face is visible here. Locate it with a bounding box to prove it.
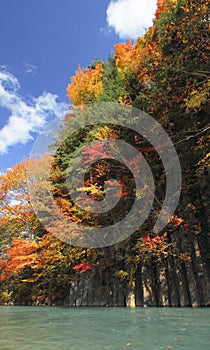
[66,233,210,307]
[68,268,126,307]
[65,176,210,308]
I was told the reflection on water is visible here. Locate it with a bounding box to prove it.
[0,307,209,350]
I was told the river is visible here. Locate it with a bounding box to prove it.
[0,306,209,349]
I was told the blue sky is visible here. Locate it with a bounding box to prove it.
[0,0,157,172]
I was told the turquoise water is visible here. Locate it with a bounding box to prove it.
[0,307,209,350]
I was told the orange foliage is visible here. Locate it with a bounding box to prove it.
[169,215,184,226]
[143,232,168,247]
[114,39,142,73]
[0,157,50,236]
[155,0,177,19]
[66,63,104,106]
[114,1,179,82]
[0,161,29,201]
[0,239,39,281]
[38,233,66,266]
[114,36,162,84]
[0,160,37,233]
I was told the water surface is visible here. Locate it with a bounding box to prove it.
[0,306,209,349]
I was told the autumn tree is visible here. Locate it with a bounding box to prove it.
[0,158,93,305]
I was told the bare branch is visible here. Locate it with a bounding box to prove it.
[174,124,210,146]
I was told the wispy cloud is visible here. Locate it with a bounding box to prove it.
[106,0,157,40]
[0,67,67,154]
[23,63,38,76]
[99,26,113,37]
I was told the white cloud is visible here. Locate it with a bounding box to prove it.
[106,0,157,39]
[0,68,68,154]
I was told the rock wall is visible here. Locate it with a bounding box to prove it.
[66,232,210,307]
[66,178,210,308]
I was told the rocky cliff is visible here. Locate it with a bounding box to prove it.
[67,230,210,307]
